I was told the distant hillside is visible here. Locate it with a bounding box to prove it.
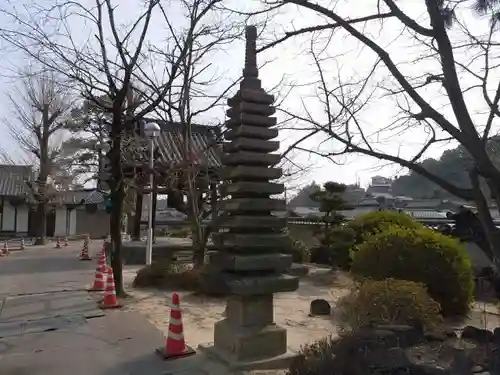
[391,135,500,200]
[288,183,321,208]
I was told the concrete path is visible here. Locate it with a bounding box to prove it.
[0,241,214,375]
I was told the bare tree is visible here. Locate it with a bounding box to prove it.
[148,0,243,268]
[3,70,73,244]
[246,0,500,265]
[0,0,242,294]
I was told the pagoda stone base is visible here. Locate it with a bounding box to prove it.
[198,294,298,370]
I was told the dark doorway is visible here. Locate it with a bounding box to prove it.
[46,208,56,237]
[27,209,36,237]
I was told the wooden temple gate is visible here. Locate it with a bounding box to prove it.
[124,120,222,241]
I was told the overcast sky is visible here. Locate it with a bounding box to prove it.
[0,0,496,192]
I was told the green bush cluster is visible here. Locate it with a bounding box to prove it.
[310,226,355,267]
[287,210,475,375]
[351,225,474,316]
[132,259,202,290]
[287,336,338,375]
[284,238,311,263]
[337,278,443,331]
[311,210,423,268]
[348,210,424,244]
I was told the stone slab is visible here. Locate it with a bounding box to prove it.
[198,342,297,371]
[0,311,169,375]
[0,314,88,338]
[0,291,104,323]
[122,241,216,265]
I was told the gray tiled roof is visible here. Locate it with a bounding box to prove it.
[141,121,221,168]
[50,189,105,205]
[0,165,33,197]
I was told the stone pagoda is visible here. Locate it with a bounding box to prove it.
[199,26,299,369]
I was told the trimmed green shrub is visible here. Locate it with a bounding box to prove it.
[132,259,179,288]
[337,278,443,331]
[351,226,474,316]
[310,226,355,268]
[347,210,424,244]
[287,336,338,375]
[309,210,422,268]
[133,261,226,295]
[284,239,311,263]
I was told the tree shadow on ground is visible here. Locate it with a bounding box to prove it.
[102,351,208,375]
[0,257,91,276]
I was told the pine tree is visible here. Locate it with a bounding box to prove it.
[309,182,355,268]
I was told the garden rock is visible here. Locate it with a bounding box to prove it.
[309,299,331,316]
[461,325,494,343]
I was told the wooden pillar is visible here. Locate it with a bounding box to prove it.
[132,191,143,241]
[210,177,218,225]
[152,175,158,242]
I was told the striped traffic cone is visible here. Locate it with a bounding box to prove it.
[96,251,107,270]
[64,237,69,247]
[20,238,25,250]
[100,267,121,309]
[79,237,91,261]
[89,255,107,292]
[55,237,61,249]
[98,241,106,259]
[156,293,195,360]
[2,241,9,256]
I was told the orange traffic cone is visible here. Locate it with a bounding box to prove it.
[2,241,9,256]
[79,236,91,261]
[55,237,61,249]
[156,293,195,360]
[64,237,69,247]
[96,251,107,270]
[90,263,106,292]
[90,252,107,291]
[100,267,121,309]
[98,241,106,258]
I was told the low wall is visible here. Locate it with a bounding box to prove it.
[288,223,319,248]
[119,241,217,265]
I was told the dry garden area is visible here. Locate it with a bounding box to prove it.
[125,206,500,375]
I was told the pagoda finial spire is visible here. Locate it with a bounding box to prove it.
[243,25,258,78]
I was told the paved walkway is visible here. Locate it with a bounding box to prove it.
[0,240,213,375]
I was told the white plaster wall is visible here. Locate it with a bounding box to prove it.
[16,207,29,233]
[2,202,15,231]
[69,210,77,236]
[54,207,67,236]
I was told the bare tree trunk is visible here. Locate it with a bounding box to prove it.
[109,123,125,296]
[192,227,205,268]
[34,200,47,245]
[470,168,498,261]
[132,191,142,241]
[34,141,50,245]
[192,223,210,268]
